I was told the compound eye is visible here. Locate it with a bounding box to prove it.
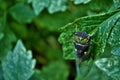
[74,36,80,42]
[80,38,88,44]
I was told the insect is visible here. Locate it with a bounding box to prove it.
[73,32,91,61]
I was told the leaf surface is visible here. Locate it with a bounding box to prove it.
[10,3,35,23]
[58,10,120,59]
[2,40,36,80]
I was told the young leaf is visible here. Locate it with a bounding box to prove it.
[2,40,36,80]
[48,0,68,14]
[95,56,120,80]
[9,3,35,23]
[58,10,120,60]
[31,0,49,15]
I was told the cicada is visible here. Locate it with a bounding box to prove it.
[73,32,91,61]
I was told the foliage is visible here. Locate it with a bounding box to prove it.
[58,0,120,80]
[10,3,35,23]
[0,0,120,80]
[58,10,120,59]
[2,40,36,80]
[95,56,120,80]
[28,0,68,15]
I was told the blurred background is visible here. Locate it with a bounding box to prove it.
[0,0,114,80]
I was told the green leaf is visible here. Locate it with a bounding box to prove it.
[75,61,111,80]
[2,40,36,80]
[58,10,120,60]
[94,14,120,80]
[28,0,68,14]
[40,61,69,80]
[71,0,91,4]
[95,11,120,56]
[113,0,120,9]
[111,46,120,56]
[34,5,91,31]
[89,0,113,11]
[48,0,68,14]
[31,0,49,15]
[108,20,120,46]
[9,3,35,23]
[108,20,120,56]
[95,56,120,80]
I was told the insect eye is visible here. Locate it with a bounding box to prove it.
[81,38,88,44]
[74,36,80,42]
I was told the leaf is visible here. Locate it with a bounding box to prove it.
[48,0,68,14]
[111,46,120,56]
[58,10,120,60]
[28,0,68,14]
[34,5,90,31]
[71,0,91,4]
[113,0,120,9]
[95,11,120,56]
[95,56,120,80]
[9,3,35,23]
[2,40,36,80]
[75,61,111,80]
[75,60,93,80]
[108,20,120,46]
[89,0,113,11]
[108,20,120,56]
[31,0,49,15]
[94,14,120,80]
[40,61,69,80]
